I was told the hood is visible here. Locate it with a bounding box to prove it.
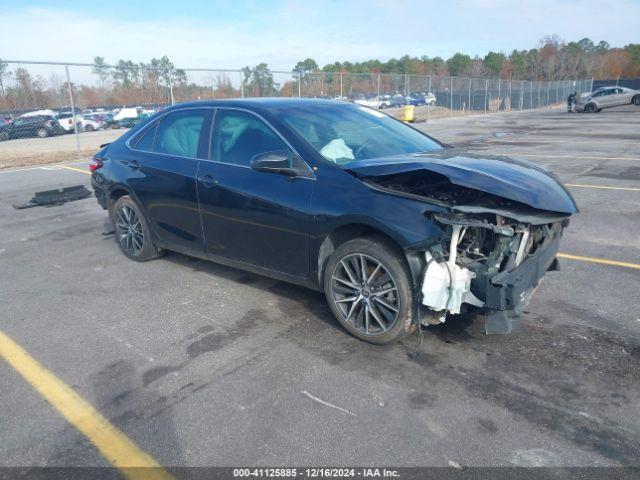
[343,150,578,214]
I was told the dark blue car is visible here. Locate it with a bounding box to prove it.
[91,99,577,344]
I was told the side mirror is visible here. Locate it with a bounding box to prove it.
[250,151,298,176]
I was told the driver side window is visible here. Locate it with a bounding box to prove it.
[210,109,288,166]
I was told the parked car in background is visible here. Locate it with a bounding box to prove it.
[379,95,404,109]
[574,86,640,112]
[424,92,437,105]
[104,113,152,129]
[81,115,102,132]
[0,114,65,140]
[113,107,141,121]
[354,96,382,109]
[90,99,576,345]
[57,111,83,133]
[405,95,426,106]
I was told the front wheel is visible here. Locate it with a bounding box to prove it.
[323,236,415,345]
[113,195,161,262]
[36,128,49,138]
[633,95,640,106]
[585,103,597,113]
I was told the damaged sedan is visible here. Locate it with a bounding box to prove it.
[91,99,577,344]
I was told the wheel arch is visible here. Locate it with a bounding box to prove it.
[316,222,419,289]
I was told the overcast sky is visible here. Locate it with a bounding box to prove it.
[1,0,639,71]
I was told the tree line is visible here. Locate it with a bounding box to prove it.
[298,36,640,80]
[0,36,638,111]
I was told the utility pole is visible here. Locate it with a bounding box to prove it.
[65,65,81,160]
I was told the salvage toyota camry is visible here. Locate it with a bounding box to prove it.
[91,99,577,344]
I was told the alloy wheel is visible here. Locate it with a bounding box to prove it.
[330,253,400,335]
[115,205,144,256]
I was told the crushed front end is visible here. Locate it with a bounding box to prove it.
[422,210,568,333]
[362,166,576,334]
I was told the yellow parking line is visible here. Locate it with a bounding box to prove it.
[565,183,640,192]
[558,253,640,270]
[486,152,640,161]
[59,164,91,175]
[0,330,174,480]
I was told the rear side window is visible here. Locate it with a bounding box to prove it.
[154,109,206,158]
[134,123,157,152]
[211,109,287,166]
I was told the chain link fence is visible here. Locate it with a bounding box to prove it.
[0,60,592,169]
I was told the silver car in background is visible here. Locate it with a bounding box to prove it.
[574,86,640,112]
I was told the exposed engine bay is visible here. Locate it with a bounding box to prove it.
[363,170,571,333]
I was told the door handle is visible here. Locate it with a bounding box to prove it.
[199,174,218,188]
[123,159,140,169]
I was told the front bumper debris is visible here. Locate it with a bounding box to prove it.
[483,228,561,333]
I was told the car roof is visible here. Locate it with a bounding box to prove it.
[163,97,352,112]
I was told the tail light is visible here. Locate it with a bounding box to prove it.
[89,156,103,172]
[68,119,73,125]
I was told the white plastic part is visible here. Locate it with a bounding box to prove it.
[515,227,530,266]
[421,252,478,315]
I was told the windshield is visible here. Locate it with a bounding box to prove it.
[276,103,443,165]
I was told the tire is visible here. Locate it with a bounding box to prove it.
[633,95,640,106]
[85,124,94,132]
[0,131,8,141]
[112,195,161,262]
[585,103,597,113]
[323,236,416,345]
[36,128,49,138]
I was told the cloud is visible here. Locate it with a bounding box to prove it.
[0,1,638,82]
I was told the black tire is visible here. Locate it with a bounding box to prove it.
[323,236,415,345]
[85,124,94,132]
[112,195,161,262]
[633,95,640,106]
[36,127,49,138]
[585,103,597,113]
[0,131,8,141]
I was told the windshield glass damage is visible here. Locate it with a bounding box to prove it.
[277,103,443,164]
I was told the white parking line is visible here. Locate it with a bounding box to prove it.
[0,161,89,174]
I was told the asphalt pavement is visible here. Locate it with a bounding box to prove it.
[0,105,638,472]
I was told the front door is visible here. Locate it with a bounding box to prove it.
[197,108,315,278]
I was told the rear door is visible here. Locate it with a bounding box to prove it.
[611,87,628,106]
[123,107,212,255]
[197,108,315,278]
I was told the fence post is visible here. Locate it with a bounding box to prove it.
[468,78,471,113]
[64,65,81,161]
[497,79,501,110]
[529,81,533,109]
[484,78,488,113]
[427,75,431,122]
[377,74,380,98]
[168,70,175,105]
[340,72,343,99]
[297,70,301,98]
[450,76,453,116]
[508,79,512,110]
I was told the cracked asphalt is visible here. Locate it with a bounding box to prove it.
[0,105,638,470]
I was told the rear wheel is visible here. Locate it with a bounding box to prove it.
[85,124,95,132]
[0,131,8,141]
[585,103,597,113]
[323,236,415,345]
[36,128,49,138]
[633,95,640,106]
[113,195,161,262]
